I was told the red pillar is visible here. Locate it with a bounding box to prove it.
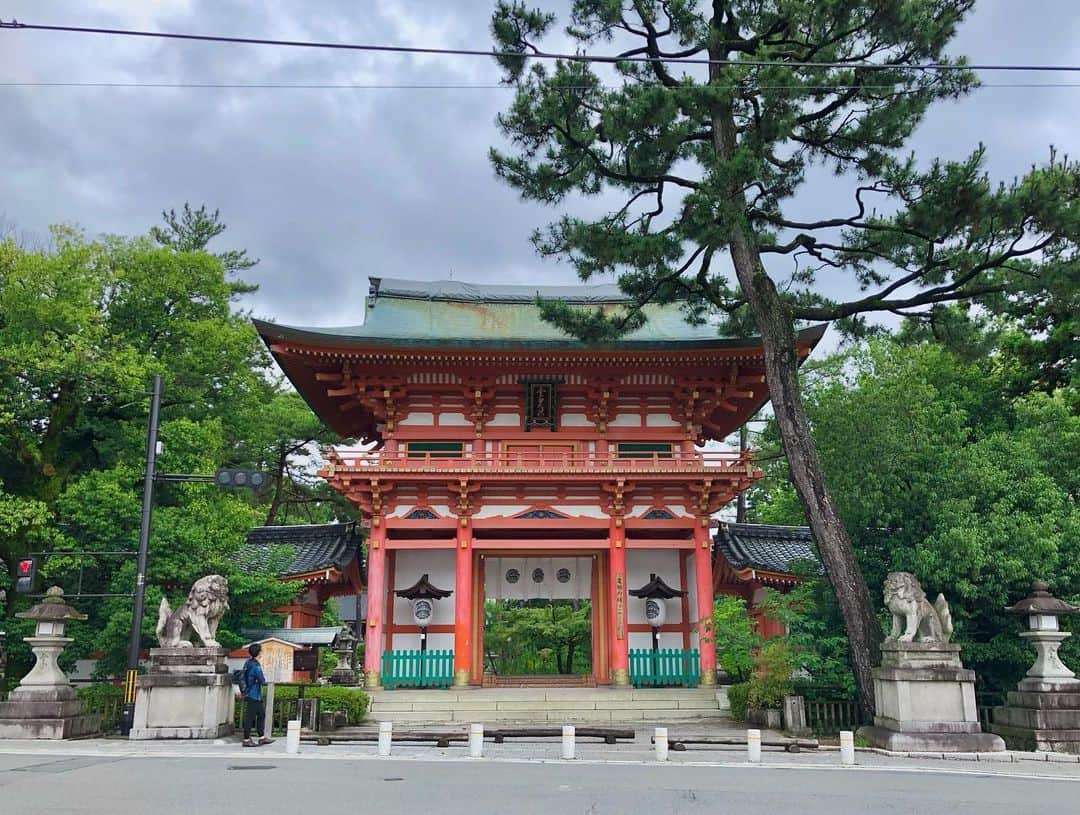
[453,519,473,687]
[363,530,386,688]
[608,518,629,687]
[694,520,717,685]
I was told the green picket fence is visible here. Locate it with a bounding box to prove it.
[628,648,700,688]
[381,649,454,689]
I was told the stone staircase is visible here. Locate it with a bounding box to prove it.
[366,686,731,724]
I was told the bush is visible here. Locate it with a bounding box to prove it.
[76,683,125,733]
[727,682,750,721]
[76,683,124,705]
[746,639,795,711]
[274,684,369,724]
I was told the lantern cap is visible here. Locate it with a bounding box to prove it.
[15,586,88,623]
[629,573,686,600]
[1006,580,1079,616]
[395,573,453,600]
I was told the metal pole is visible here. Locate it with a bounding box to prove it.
[120,374,162,736]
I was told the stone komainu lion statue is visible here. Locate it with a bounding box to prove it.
[156,574,230,648]
[883,572,953,643]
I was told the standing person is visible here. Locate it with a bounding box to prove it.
[241,642,274,747]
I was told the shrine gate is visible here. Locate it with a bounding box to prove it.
[255,277,822,689]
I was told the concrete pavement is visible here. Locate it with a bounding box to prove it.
[1,746,1078,815]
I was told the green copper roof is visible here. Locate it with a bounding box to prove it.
[254,276,826,350]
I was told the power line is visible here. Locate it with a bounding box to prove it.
[3,81,1080,90]
[2,19,1079,73]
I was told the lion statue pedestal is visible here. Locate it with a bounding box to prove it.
[129,576,235,740]
[857,573,1005,753]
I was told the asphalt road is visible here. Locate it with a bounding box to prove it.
[0,753,1076,815]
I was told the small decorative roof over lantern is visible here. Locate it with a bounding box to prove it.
[16,586,87,629]
[395,574,453,600]
[1006,580,1079,632]
[629,574,687,600]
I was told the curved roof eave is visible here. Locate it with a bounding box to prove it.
[253,318,828,354]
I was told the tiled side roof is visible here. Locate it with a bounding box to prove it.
[242,627,343,647]
[714,523,820,576]
[239,522,362,578]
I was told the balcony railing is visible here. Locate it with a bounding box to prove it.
[324,447,755,475]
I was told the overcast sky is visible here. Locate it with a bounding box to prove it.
[3,1,1079,332]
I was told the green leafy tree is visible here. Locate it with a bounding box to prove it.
[489,0,1080,716]
[754,339,1080,691]
[0,213,352,678]
[711,595,757,681]
[485,600,593,674]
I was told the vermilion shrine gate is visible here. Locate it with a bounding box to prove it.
[255,278,822,689]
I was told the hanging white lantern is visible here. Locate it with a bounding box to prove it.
[645,598,667,629]
[412,598,434,629]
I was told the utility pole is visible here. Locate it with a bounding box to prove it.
[120,374,162,736]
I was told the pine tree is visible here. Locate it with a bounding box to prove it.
[489,0,1080,717]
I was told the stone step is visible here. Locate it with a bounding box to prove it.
[365,707,732,724]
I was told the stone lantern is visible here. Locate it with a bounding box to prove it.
[0,587,100,739]
[1007,580,1079,685]
[330,626,360,686]
[991,580,1080,752]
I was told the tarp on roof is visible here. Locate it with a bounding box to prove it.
[370,276,632,305]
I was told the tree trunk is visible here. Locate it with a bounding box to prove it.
[709,32,881,719]
[727,237,882,719]
[263,445,288,526]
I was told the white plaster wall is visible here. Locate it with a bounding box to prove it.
[629,631,686,650]
[645,412,680,427]
[473,504,531,519]
[489,413,519,426]
[398,412,435,426]
[390,632,454,651]
[439,412,471,426]
[387,549,456,653]
[561,413,591,427]
[608,413,643,427]
[626,550,684,626]
[551,504,609,519]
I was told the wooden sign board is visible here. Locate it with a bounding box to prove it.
[293,649,318,672]
[260,639,298,684]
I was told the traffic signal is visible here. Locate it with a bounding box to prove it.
[214,469,268,490]
[15,557,37,594]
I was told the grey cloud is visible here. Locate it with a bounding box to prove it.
[2,0,1077,334]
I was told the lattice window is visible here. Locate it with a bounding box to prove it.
[643,508,675,520]
[405,508,439,520]
[516,508,569,520]
[617,442,673,459]
[406,441,464,458]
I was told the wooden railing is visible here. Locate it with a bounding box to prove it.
[805,699,864,734]
[382,649,454,689]
[628,648,700,688]
[327,448,753,474]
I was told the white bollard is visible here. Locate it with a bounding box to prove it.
[839,730,855,766]
[469,722,484,758]
[285,719,301,754]
[654,727,669,762]
[561,725,575,760]
[378,720,393,757]
[747,729,761,763]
